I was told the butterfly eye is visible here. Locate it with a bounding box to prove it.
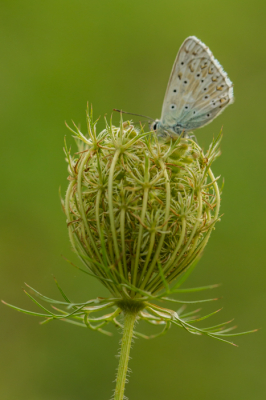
[152,122,158,130]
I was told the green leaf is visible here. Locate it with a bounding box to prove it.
[203,319,234,331]
[172,284,220,293]
[206,333,238,346]
[53,276,71,303]
[62,254,116,285]
[169,257,201,291]
[191,308,222,322]
[24,283,71,305]
[211,329,258,337]
[161,296,219,304]
[23,290,58,316]
[157,261,170,292]
[59,318,86,328]
[178,308,201,318]
[1,300,52,318]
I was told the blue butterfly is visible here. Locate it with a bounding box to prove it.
[151,36,234,138]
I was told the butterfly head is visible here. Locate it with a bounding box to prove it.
[150,119,160,132]
[150,119,186,140]
[150,119,170,138]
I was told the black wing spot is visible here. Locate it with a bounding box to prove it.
[173,89,177,92]
[184,80,188,84]
[181,61,184,65]
[171,104,176,110]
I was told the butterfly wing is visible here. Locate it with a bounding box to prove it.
[160,36,234,135]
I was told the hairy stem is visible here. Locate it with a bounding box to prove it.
[114,312,137,400]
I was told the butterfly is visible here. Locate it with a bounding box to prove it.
[151,36,234,138]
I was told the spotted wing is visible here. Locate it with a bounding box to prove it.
[160,36,234,135]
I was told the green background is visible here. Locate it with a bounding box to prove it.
[1,1,265,399]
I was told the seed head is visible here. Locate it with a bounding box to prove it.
[64,108,221,302]
[4,107,255,346]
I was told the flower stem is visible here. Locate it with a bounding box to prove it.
[114,312,136,400]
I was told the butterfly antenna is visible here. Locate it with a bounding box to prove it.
[113,109,154,122]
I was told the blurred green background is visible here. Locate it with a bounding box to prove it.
[1,1,265,399]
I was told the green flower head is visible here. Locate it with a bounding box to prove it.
[64,109,221,307]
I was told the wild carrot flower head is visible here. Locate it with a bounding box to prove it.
[5,107,255,346]
[64,108,221,302]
